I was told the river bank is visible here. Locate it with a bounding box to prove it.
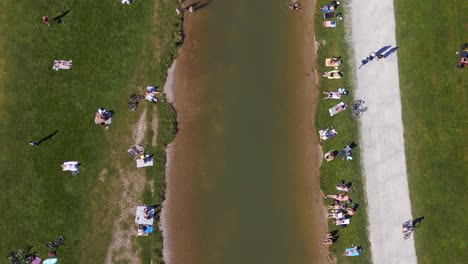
[161,1,328,263]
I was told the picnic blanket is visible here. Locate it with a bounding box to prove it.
[135,206,154,225]
[329,102,347,116]
[136,158,153,168]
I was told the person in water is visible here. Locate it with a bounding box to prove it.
[289,3,303,12]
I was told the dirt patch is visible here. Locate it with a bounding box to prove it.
[104,113,150,263]
[133,108,148,145]
[98,168,108,183]
[104,167,146,264]
[151,107,159,147]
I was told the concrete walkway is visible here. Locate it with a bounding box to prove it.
[349,0,417,263]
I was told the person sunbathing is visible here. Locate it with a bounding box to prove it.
[327,210,345,219]
[335,218,349,226]
[346,207,357,216]
[324,150,336,161]
[336,181,350,192]
[322,233,335,245]
[143,207,154,219]
[322,70,343,77]
[61,161,79,171]
[327,203,345,210]
[343,246,361,256]
[322,91,341,99]
[329,56,342,64]
[326,193,349,201]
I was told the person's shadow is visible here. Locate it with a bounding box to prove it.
[50,10,70,25]
[192,0,212,11]
[384,47,398,58]
[412,216,425,228]
[37,130,59,146]
[376,45,392,56]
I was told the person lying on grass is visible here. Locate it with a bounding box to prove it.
[327,210,345,219]
[327,203,345,210]
[322,70,343,78]
[325,193,349,202]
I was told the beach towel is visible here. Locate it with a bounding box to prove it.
[329,102,347,116]
[322,20,337,28]
[43,259,58,264]
[344,247,361,256]
[135,206,154,225]
[336,218,350,225]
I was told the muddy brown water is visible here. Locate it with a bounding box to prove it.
[163,1,327,263]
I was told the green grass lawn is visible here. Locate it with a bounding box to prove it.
[0,0,180,263]
[394,0,468,263]
[314,1,371,263]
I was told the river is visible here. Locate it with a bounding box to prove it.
[162,1,327,263]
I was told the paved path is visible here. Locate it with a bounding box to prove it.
[349,1,417,263]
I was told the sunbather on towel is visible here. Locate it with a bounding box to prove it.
[343,246,362,256]
[336,180,350,192]
[335,218,349,226]
[328,203,345,210]
[327,210,345,219]
[329,56,342,64]
[346,207,357,216]
[322,70,343,78]
[326,193,349,202]
[324,150,336,161]
[145,86,160,103]
[61,161,79,171]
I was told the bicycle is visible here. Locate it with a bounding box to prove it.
[351,100,368,118]
[128,94,145,111]
[46,236,65,250]
[402,220,414,240]
[128,145,146,158]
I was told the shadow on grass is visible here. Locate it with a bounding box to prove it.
[412,216,424,228]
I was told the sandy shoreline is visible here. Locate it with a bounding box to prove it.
[160,1,328,263]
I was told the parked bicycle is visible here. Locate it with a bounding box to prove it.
[128,94,145,111]
[46,236,65,250]
[128,145,146,158]
[351,100,367,118]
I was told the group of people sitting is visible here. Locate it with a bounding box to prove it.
[324,181,358,233]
